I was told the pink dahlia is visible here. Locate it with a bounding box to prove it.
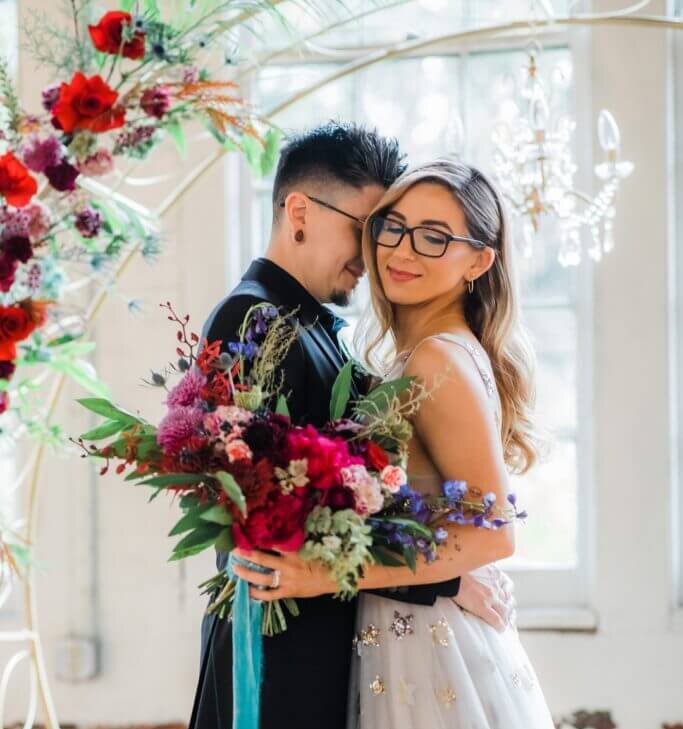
[166,367,207,408]
[157,405,203,453]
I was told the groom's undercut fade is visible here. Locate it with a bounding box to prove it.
[271,120,407,223]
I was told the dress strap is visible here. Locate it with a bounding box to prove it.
[405,332,502,429]
[428,333,496,398]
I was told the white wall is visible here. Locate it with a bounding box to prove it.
[2,1,682,727]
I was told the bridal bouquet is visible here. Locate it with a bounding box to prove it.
[75,302,524,634]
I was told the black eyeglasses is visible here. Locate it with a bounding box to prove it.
[278,195,366,229]
[369,214,489,258]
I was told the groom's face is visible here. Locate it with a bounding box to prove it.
[305,183,386,306]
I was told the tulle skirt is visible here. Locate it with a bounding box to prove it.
[347,571,556,729]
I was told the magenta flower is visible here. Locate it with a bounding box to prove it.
[22,135,63,173]
[166,367,207,408]
[157,405,204,453]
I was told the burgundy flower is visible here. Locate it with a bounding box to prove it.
[41,84,61,112]
[74,207,103,238]
[140,85,172,119]
[0,390,8,414]
[0,360,15,379]
[322,485,355,510]
[232,489,308,552]
[45,160,80,192]
[3,236,33,263]
[0,255,17,293]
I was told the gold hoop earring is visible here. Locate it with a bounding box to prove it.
[467,278,474,294]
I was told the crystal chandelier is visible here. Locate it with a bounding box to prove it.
[490,42,634,266]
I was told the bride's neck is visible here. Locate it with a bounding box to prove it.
[393,296,468,352]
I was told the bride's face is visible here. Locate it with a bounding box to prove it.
[374,182,487,307]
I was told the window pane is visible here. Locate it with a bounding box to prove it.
[503,438,578,568]
[524,306,577,433]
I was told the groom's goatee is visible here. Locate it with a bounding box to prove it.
[330,290,351,307]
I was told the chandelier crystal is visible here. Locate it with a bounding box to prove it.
[491,43,633,266]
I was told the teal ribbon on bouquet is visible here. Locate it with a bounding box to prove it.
[227,552,272,729]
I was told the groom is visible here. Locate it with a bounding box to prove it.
[189,121,515,729]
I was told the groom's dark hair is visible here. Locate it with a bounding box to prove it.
[271,120,407,222]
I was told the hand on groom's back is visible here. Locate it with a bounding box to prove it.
[453,565,516,632]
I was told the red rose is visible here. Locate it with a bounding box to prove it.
[52,73,126,134]
[0,341,16,361]
[88,11,145,60]
[0,152,38,208]
[365,441,390,472]
[232,490,308,552]
[0,305,37,345]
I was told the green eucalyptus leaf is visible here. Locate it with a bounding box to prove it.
[215,471,246,516]
[79,420,126,441]
[199,505,233,526]
[76,398,141,425]
[330,360,354,420]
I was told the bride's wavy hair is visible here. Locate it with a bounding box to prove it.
[357,157,542,474]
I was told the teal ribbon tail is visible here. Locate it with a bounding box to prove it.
[228,553,265,729]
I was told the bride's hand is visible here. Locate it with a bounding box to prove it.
[453,565,516,632]
[231,547,337,601]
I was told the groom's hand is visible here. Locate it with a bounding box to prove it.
[452,564,516,632]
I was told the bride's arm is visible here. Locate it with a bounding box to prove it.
[356,337,515,590]
[232,337,516,600]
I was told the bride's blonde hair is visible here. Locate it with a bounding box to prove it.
[357,157,542,474]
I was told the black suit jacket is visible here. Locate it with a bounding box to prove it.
[189,259,460,729]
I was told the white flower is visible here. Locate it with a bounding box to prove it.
[342,464,385,515]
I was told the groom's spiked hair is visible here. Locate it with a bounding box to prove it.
[271,120,407,222]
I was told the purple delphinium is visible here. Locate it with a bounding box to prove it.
[443,479,467,503]
[157,405,204,453]
[244,305,278,343]
[228,341,258,359]
[166,367,207,408]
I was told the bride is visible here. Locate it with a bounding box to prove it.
[345,157,555,728]
[234,157,555,728]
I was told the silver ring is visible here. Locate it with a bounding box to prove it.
[270,569,281,589]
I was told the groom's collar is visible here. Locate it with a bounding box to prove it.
[241,258,348,336]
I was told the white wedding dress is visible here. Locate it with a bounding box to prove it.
[346,333,556,729]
